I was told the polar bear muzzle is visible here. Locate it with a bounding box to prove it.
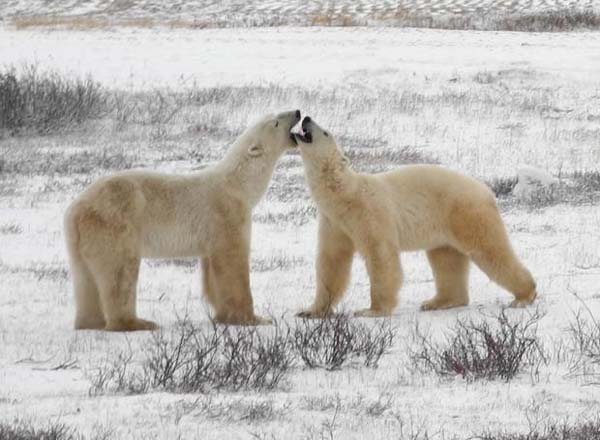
[293,116,314,144]
[288,109,302,145]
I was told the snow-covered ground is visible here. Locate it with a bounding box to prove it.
[1,26,600,439]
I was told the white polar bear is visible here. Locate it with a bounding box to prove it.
[64,110,301,331]
[293,116,537,318]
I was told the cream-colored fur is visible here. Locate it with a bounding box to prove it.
[65,110,301,331]
[294,117,537,318]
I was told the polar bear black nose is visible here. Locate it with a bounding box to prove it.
[304,117,311,124]
[295,110,301,119]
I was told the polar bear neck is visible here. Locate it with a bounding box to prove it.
[216,139,283,207]
[303,155,355,203]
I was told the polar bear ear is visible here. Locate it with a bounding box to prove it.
[247,143,264,157]
[342,154,351,167]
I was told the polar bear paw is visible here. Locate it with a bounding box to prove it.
[509,289,538,308]
[105,318,159,332]
[296,308,330,319]
[252,315,274,326]
[420,298,468,311]
[353,308,391,318]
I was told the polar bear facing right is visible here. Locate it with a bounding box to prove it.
[294,116,537,318]
[65,110,301,330]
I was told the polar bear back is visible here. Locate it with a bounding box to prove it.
[366,164,496,251]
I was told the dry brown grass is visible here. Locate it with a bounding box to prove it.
[12,15,154,30]
[310,14,361,27]
[11,15,222,30]
[11,7,600,31]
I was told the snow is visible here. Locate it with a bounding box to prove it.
[514,166,558,200]
[1,27,600,91]
[1,24,600,439]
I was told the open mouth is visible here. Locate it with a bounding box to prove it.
[292,117,313,144]
[293,131,312,144]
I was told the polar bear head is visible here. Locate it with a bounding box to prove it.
[293,116,348,168]
[243,110,302,158]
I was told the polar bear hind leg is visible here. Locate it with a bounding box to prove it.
[78,208,157,332]
[421,246,470,311]
[201,257,220,309]
[72,259,105,329]
[65,207,105,329]
[85,245,157,331]
[450,202,537,308]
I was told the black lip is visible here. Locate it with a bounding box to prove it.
[293,131,313,144]
[301,117,311,131]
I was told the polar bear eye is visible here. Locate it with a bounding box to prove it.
[275,121,279,128]
[324,131,329,137]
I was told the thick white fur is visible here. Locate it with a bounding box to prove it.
[296,118,537,318]
[64,110,300,330]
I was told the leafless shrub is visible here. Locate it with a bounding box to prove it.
[90,315,397,395]
[569,310,600,363]
[89,319,293,395]
[0,420,77,440]
[487,177,518,198]
[0,65,107,136]
[292,314,395,370]
[411,308,546,382]
[566,297,600,381]
[476,418,600,440]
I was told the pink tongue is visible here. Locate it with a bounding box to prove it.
[291,120,304,136]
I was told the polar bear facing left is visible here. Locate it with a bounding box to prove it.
[64,110,301,331]
[293,116,537,318]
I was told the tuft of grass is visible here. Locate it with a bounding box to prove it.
[567,302,600,373]
[253,205,317,226]
[411,309,546,382]
[0,150,134,176]
[0,66,107,136]
[292,314,395,370]
[0,420,77,440]
[251,255,306,272]
[570,170,600,192]
[344,145,438,173]
[493,8,600,32]
[0,223,22,235]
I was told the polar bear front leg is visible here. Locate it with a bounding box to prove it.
[421,246,470,311]
[354,243,401,318]
[297,216,354,319]
[210,239,270,326]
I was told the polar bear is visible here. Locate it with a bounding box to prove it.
[293,116,537,318]
[64,110,301,331]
